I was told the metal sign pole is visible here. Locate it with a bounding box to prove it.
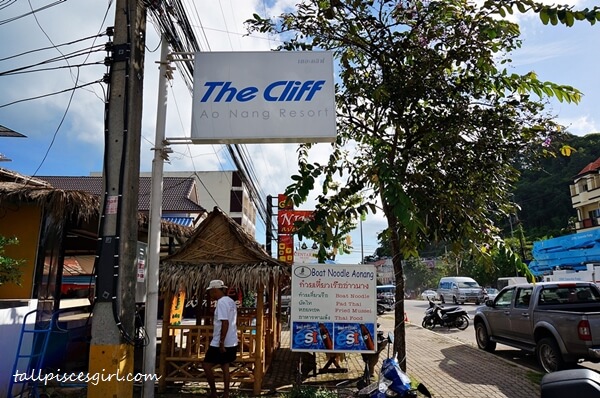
[142,36,171,398]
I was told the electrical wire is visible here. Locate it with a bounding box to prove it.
[0,60,104,76]
[0,33,106,62]
[0,59,104,77]
[0,45,106,76]
[217,0,234,50]
[0,0,17,12]
[23,0,113,181]
[181,0,210,51]
[0,0,66,26]
[0,79,102,108]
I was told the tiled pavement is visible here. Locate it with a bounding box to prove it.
[258,324,542,397]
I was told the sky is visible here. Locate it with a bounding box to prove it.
[0,0,599,264]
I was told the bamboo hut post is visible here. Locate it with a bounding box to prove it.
[276,283,282,347]
[253,283,265,395]
[268,280,277,359]
[158,289,172,393]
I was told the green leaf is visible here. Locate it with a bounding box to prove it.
[586,10,597,23]
[553,88,564,102]
[565,12,575,27]
[541,85,554,97]
[540,9,550,24]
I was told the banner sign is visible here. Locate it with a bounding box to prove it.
[191,51,336,144]
[290,264,377,353]
[278,234,294,264]
[278,210,314,234]
[170,290,186,326]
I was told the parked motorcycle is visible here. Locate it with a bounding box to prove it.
[421,297,469,330]
[377,298,393,315]
[357,332,432,398]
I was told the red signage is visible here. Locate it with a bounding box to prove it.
[278,194,294,210]
[278,234,294,264]
[278,210,314,234]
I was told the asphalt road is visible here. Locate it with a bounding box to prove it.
[377,299,600,374]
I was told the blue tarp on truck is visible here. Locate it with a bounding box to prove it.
[529,229,600,276]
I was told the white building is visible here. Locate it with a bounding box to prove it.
[141,171,257,238]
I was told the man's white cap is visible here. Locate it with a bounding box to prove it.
[207,279,227,290]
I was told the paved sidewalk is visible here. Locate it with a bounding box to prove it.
[259,324,542,397]
[403,325,540,397]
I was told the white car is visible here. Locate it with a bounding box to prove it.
[484,288,499,301]
[421,289,437,300]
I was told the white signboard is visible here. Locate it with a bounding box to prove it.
[191,51,336,143]
[294,249,318,264]
[290,264,377,353]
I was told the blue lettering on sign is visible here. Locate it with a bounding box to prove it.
[199,80,326,103]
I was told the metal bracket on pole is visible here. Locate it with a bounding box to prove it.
[151,141,173,161]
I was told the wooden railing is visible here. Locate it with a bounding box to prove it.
[161,317,265,386]
[158,289,283,396]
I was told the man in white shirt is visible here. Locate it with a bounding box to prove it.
[202,280,238,398]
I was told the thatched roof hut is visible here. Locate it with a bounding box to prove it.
[159,206,290,295]
[157,207,289,395]
[0,181,98,225]
[0,181,194,239]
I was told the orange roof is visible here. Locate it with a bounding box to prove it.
[577,157,600,176]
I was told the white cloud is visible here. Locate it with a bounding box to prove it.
[558,115,599,136]
[509,40,574,67]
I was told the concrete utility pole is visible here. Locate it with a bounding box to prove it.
[88,1,146,397]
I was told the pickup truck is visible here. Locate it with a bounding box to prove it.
[473,281,600,372]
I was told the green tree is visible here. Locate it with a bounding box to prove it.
[294,182,362,263]
[514,133,600,240]
[0,236,24,285]
[247,0,590,370]
[403,258,443,293]
[451,239,531,287]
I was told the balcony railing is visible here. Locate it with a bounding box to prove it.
[576,218,600,230]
